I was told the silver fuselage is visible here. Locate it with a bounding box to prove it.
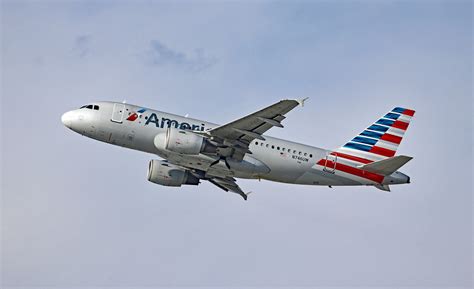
[61,101,409,187]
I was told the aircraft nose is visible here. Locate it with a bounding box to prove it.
[61,111,73,128]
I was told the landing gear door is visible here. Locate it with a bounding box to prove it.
[111,103,125,123]
[323,153,337,173]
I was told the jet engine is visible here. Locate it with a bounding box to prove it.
[147,160,200,187]
[154,128,217,155]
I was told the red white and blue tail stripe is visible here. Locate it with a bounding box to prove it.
[334,107,415,163]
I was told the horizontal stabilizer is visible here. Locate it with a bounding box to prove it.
[375,184,391,192]
[358,155,413,176]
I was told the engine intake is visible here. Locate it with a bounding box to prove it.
[154,128,216,155]
[147,160,200,187]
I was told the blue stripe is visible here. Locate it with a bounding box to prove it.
[384,113,400,120]
[137,108,147,113]
[368,124,389,132]
[352,136,378,145]
[392,107,406,113]
[344,142,372,152]
[376,119,395,126]
[360,130,383,139]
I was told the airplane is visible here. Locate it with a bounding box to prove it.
[61,99,415,200]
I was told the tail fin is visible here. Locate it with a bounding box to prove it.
[334,107,415,163]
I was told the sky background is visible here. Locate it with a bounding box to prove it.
[1,1,472,288]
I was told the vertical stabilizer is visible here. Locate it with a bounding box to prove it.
[334,107,415,164]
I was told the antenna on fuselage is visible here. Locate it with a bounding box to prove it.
[122,99,127,104]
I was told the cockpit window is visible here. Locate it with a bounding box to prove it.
[79,104,99,110]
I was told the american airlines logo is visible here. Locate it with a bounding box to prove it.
[126,108,147,121]
[144,112,206,131]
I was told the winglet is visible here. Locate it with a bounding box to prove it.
[297,97,309,107]
[242,191,252,201]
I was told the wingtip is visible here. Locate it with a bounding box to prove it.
[297,97,309,107]
[296,97,309,107]
[285,97,309,107]
[242,191,252,201]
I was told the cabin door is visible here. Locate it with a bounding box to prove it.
[111,103,125,123]
[323,153,337,173]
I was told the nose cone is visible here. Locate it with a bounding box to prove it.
[61,111,73,128]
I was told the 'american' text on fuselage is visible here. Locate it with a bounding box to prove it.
[144,113,205,131]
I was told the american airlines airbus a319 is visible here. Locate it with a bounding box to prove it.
[61,99,415,200]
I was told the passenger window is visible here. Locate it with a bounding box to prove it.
[271,145,275,149]
[304,153,307,156]
[288,149,291,152]
[299,151,302,155]
[255,141,259,145]
[293,150,297,154]
[266,144,269,148]
[261,143,263,146]
[310,154,313,158]
[277,147,280,150]
[93,105,99,110]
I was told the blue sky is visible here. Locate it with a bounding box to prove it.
[1,1,472,288]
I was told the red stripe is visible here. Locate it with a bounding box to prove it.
[317,159,384,183]
[380,133,402,144]
[331,152,373,164]
[392,120,409,130]
[369,146,396,157]
[402,109,415,116]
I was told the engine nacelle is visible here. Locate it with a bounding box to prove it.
[154,128,216,155]
[147,160,200,187]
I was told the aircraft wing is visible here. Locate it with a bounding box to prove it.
[203,98,307,159]
[208,177,250,200]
